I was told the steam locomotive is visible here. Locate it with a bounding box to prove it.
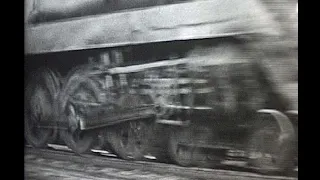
[25,0,298,174]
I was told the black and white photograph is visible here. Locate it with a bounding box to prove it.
[24,0,298,179]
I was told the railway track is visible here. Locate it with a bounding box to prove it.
[25,145,298,180]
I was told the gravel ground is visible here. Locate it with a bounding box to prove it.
[25,154,192,180]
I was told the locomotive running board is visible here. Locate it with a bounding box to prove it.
[139,88,213,95]
[178,142,231,151]
[285,110,298,125]
[156,119,190,126]
[162,105,212,110]
[286,110,298,115]
[257,109,295,135]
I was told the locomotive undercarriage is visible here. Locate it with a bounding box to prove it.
[25,39,297,173]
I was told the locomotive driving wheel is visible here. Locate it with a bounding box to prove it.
[60,129,96,155]
[248,115,295,174]
[59,103,97,155]
[107,120,150,160]
[168,126,194,166]
[106,94,152,160]
[168,125,221,168]
[58,68,100,155]
[25,68,60,148]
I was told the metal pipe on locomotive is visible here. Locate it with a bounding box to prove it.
[24,0,298,174]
